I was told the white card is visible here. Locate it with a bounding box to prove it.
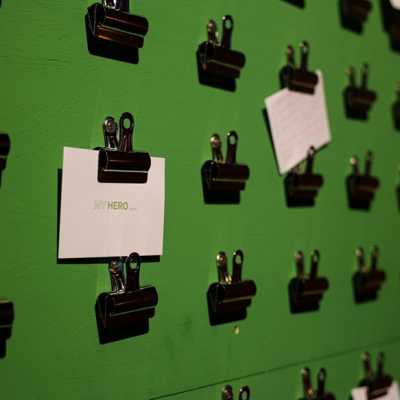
[390,0,400,10]
[264,70,331,175]
[352,383,400,400]
[58,147,165,259]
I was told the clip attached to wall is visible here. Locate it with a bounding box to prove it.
[353,246,386,303]
[0,299,14,358]
[222,385,251,400]
[393,83,400,130]
[85,0,149,64]
[288,250,328,313]
[301,368,335,400]
[359,352,393,399]
[346,151,379,210]
[95,252,158,344]
[284,147,324,207]
[380,0,400,52]
[97,112,151,183]
[207,250,256,326]
[339,0,372,33]
[196,15,246,91]
[0,133,10,187]
[201,131,250,204]
[344,64,377,120]
[280,41,318,94]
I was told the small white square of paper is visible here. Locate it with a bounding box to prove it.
[264,70,331,175]
[352,382,400,400]
[390,0,400,10]
[58,147,165,259]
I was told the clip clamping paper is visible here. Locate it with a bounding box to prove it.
[58,147,165,259]
[265,70,331,175]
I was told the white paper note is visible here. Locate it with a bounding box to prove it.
[390,0,400,10]
[264,71,331,175]
[58,147,165,259]
[352,383,400,400]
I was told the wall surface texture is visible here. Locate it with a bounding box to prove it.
[0,0,400,399]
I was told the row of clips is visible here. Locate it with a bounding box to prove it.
[92,245,385,344]
[223,352,393,400]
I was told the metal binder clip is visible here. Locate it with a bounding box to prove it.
[344,64,377,119]
[288,250,329,313]
[0,299,14,358]
[85,0,149,63]
[97,112,151,183]
[0,133,10,186]
[207,250,256,326]
[346,151,379,210]
[381,0,400,52]
[340,0,372,33]
[280,41,319,94]
[353,246,386,303]
[284,147,324,207]
[359,352,393,399]
[222,386,251,400]
[301,368,335,400]
[393,83,400,130]
[201,131,250,204]
[95,252,158,344]
[196,15,246,91]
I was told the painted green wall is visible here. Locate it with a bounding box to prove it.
[0,0,399,399]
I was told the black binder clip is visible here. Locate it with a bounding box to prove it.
[207,250,256,326]
[301,368,335,400]
[280,41,319,94]
[85,0,149,64]
[339,0,372,33]
[344,64,377,120]
[288,250,329,313]
[380,0,400,52]
[282,0,305,8]
[95,252,158,344]
[353,246,386,303]
[196,15,246,92]
[0,299,14,358]
[0,133,10,187]
[201,131,250,204]
[222,385,251,400]
[346,151,379,210]
[97,112,151,183]
[359,352,393,399]
[284,147,324,207]
[393,83,400,130]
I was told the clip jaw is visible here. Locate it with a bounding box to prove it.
[285,147,324,207]
[97,112,151,184]
[207,250,256,326]
[201,131,250,204]
[95,252,158,344]
[85,0,149,64]
[344,65,377,120]
[301,368,335,400]
[340,0,372,33]
[353,247,386,303]
[346,151,379,210]
[288,250,329,313]
[381,0,400,52]
[196,15,246,91]
[0,299,14,358]
[359,353,393,400]
[0,133,10,187]
[393,83,400,130]
[280,41,319,94]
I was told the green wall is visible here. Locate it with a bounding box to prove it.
[0,0,399,399]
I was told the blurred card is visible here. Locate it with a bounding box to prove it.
[352,382,399,400]
[264,70,331,175]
